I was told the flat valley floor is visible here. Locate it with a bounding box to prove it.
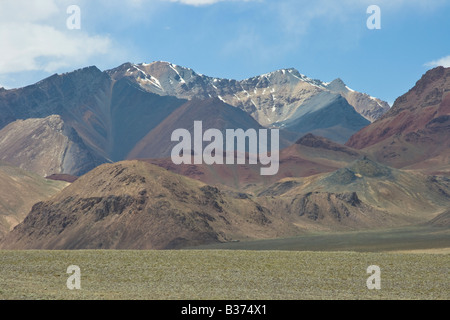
[0,227,448,300]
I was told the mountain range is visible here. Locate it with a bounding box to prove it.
[0,61,388,176]
[0,63,448,250]
[2,156,448,249]
[108,62,389,124]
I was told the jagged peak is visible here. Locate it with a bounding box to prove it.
[325,78,349,91]
[332,77,345,83]
[244,67,326,88]
[136,61,195,72]
[257,67,304,80]
[410,66,449,94]
[61,65,102,76]
[107,61,331,90]
[114,61,134,68]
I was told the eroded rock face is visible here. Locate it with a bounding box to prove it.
[0,115,104,176]
[0,161,289,250]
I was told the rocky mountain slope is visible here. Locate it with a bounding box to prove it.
[274,91,370,143]
[0,66,113,160]
[346,67,450,175]
[258,157,450,227]
[0,115,104,176]
[427,210,450,227]
[0,66,188,175]
[0,161,296,250]
[326,78,390,122]
[126,97,287,160]
[0,162,68,238]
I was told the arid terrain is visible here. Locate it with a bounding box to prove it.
[1,66,449,251]
[0,64,448,301]
[0,162,68,238]
[0,250,448,300]
[1,0,450,304]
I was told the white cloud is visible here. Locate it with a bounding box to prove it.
[0,0,59,22]
[0,0,114,75]
[425,56,450,68]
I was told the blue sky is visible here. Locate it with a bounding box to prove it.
[0,0,449,105]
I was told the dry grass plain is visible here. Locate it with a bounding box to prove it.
[0,250,448,300]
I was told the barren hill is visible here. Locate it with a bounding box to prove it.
[0,162,68,238]
[259,157,450,227]
[0,161,295,250]
[2,157,448,249]
[346,67,450,175]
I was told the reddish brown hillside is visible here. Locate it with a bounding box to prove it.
[144,134,362,191]
[0,161,295,250]
[347,67,450,149]
[346,67,450,173]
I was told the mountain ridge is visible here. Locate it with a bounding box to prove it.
[106,61,389,126]
[346,66,450,175]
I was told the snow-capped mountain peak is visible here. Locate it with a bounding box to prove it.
[106,61,389,125]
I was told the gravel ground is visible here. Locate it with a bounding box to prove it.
[0,250,448,300]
